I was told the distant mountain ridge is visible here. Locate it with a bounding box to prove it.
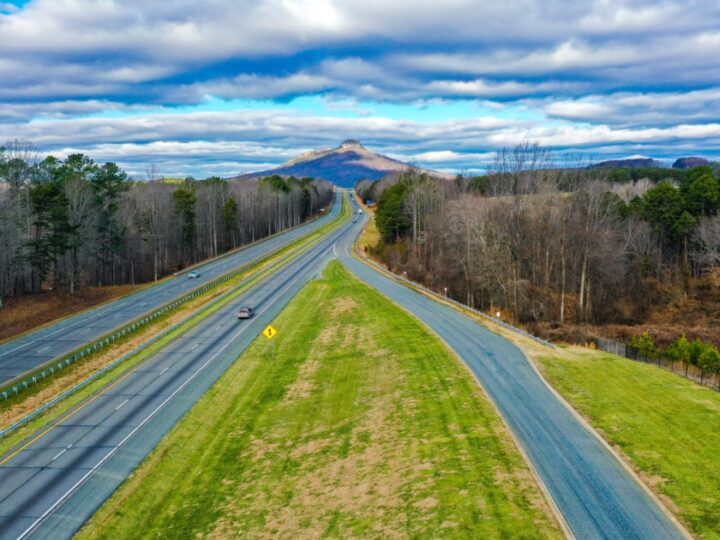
[589,157,661,169]
[672,157,711,169]
[589,155,716,170]
[236,140,454,187]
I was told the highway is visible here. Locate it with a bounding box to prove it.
[0,196,689,539]
[336,211,687,540]
[0,199,355,539]
[0,198,342,387]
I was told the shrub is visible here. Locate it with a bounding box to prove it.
[630,332,657,356]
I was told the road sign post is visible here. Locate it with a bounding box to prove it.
[262,325,278,359]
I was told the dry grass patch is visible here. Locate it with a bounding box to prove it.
[0,285,144,344]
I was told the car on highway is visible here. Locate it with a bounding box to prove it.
[187,271,201,279]
[236,306,254,319]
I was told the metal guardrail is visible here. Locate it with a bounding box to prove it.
[356,247,556,349]
[1,308,191,439]
[0,220,339,403]
[0,203,349,437]
[0,253,280,439]
[0,259,261,402]
[0,201,343,401]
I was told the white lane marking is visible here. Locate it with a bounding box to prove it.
[189,343,200,351]
[159,366,169,375]
[51,445,71,462]
[215,325,223,332]
[0,205,339,362]
[36,346,50,353]
[18,221,346,540]
[115,399,129,411]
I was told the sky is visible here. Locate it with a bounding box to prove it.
[0,0,719,178]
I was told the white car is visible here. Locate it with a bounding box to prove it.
[236,306,254,319]
[187,271,201,279]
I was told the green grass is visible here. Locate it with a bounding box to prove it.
[78,262,561,539]
[533,347,720,539]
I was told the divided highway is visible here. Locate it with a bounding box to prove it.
[0,198,342,387]
[0,197,355,539]
[337,212,687,540]
[0,194,689,539]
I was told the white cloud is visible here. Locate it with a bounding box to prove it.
[1,0,720,175]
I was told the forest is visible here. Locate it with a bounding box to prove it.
[357,144,720,347]
[0,141,333,306]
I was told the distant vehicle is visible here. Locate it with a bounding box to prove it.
[187,271,201,279]
[236,306,254,319]
[357,209,363,214]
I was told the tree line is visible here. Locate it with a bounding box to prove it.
[0,141,332,305]
[358,143,720,330]
[631,332,720,383]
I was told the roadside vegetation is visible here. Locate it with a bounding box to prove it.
[0,284,140,343]
[357,144,720,347]
[79,262,561,539]
[0,140,332,310]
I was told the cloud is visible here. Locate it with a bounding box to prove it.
[1,0,720,175]
[3,103,718,178]
[542,87,720,127]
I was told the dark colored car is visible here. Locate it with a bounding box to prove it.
[236,306,254,319]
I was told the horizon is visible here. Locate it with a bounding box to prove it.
[1,1,719,178]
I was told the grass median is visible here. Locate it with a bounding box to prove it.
[79,261,561,539]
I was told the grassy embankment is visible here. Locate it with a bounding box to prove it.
[79,261,561,539]
[355,197,719,537]
[445,306,720,539]
[0,198,350,454]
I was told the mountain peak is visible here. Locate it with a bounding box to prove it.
[237,140,453,187]
[340,139,364,149]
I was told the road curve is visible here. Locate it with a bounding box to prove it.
[0,198,342,387]
[336,213,687,540]
[0,204,355,539]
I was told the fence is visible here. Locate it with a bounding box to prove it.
[595,337,720,391]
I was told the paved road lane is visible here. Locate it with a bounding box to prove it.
[0,197,341,386]
[336,215,687,540]
[0,206,354,540]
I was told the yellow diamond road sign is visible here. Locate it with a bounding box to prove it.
[262,325,278,340]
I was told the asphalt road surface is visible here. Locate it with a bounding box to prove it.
[0,204,355,539]
[336,214,686,540]
[0,197,342,387]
